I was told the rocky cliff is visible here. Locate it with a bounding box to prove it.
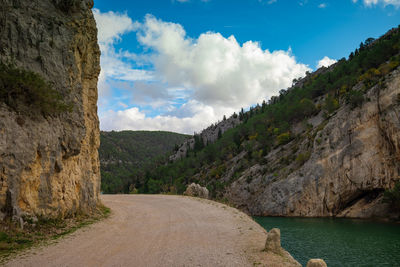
[170,115,241,161]
[227,69,400,218]
[0,0,101,219]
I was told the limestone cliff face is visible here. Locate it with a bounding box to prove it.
[227,69,400,218]
[0,0,101,219]
[170,115,241,161]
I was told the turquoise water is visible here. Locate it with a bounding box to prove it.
[254,217,400,267]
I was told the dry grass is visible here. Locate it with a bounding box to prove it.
[0,204,110,263]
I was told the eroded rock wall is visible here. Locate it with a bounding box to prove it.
[0,0,100,219]
[170,115,241,161]
[227,69,400,218]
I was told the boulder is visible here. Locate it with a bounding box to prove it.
[184,183,209,199]
[307,259,328,267]
[264,228,281,253]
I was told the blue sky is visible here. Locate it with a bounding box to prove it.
[93,0,400,134]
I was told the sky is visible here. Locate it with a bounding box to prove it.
[93,0,400,134]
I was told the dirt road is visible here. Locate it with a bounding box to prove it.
[5,195,299,267]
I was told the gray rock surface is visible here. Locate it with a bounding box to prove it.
[170,115,241,161]
[0,0,100,219]
[227,68,400,218]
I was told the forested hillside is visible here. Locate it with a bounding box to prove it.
[131,26,400,218]
[100,131,189,193]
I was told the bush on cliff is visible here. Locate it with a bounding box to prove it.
[383,182,400,211]
[0,63,73,116]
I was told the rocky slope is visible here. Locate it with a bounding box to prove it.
[227,68,400,218]
[146,27,400,219]
[0,0,101,219]
[170,114,241,161]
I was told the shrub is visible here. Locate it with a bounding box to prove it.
[147,179,162,194]
[323,95,339,113]
[346,90,364,109]
[299,98,317,117]
[359,68,380,82]
[277,132,291,145]
[0,63,73,116]
[383,181,400,211]
[296,152,311,166]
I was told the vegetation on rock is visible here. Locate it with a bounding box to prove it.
[0,204,110,262]
[383,181,400,211]
[0,63,73,116]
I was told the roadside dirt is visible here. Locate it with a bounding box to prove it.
[5,195,300,266]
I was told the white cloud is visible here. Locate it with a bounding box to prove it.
[353,0,400,6]
[94,9,155,113]
[93,9,152,82]
[318,3,327,8]
[317,56,337,68]
[93,9,135,46]
[100,100,231,134]
[135,15,310,110]
[95,12,311,134]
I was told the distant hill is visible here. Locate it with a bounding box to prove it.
[99,131,189,193]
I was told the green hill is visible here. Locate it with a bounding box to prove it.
[133,26,400,214]
[99,131,189,193]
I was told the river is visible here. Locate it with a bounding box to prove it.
[254,217,400,266]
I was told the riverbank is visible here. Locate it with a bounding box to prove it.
[4,195,300,266]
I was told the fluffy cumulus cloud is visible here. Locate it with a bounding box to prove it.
[317,56,337,68]
[93,9,150,97]
[136,15,309,108]
[352,0,400,7]
[93,9,156,110]
[95,12,310,134]
[93,9,135,46]
[101,100,234,133]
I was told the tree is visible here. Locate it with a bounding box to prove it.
[147,179,162,194]
[262,100,266,112]
[364,37,375,46]
[349,52,354,60]
[298,98,317,118]
[239,108,244,120]
[359,42,365,52]
[194,134,204,151]
[346,90,364,109]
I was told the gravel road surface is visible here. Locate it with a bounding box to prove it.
[5,195,299,267]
